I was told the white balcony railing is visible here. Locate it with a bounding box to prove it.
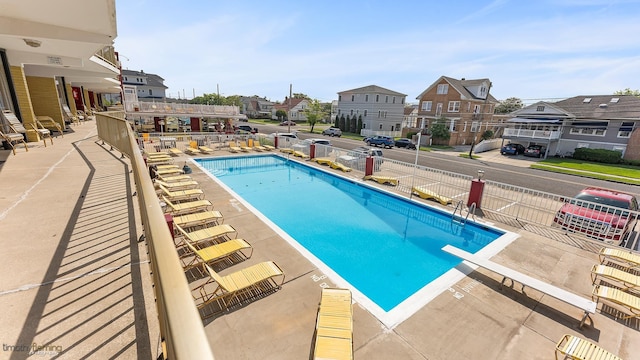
[125,101,242,117]
[503,128,561,139]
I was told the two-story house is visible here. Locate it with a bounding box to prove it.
[504,95,640,160]
[415,76,499,146]
[121,69,167,100]
[336,85,407,137]
[272,97,309,122]
[239,96,274,119]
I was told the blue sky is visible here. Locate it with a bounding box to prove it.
[114,0,640,104]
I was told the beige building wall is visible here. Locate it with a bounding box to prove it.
[623,128,640,161]
[26,75,65,130]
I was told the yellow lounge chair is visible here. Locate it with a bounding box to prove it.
[313,288,353,360]
[155,164,179,171]
[193,261,285,315]
[280,147,294,154]
[293,150,310,159]
[591,264,640,292]
[592,284,640,320]
[262,143,275,151]
[555,334,621,360]
[146,151,170,157]
[0,130,28,155]
[330,161,352,172]
[174,223,238,248]
[162,195,212,216]
[313,157,333,166]
[30,122,53,147]
[185,146,202,155]
[238,141,251,152]
[147,157,173,165]
[180,237,253,271]
[227,141,241,153]
[248,138,265,151]
[199,146,214,154]
[157,174,192,182]
[364,175,398,186]
[169,148,182,156]
[411,186,452,205]
[36,116,64,137]
[155,167,184,176]
[159,184,204,202]
[173,210,224,229]
[155,179,199,191]
[599,247,640,269]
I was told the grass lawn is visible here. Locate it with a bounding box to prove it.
[531,157,640,185]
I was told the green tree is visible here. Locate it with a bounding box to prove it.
[275,109,287,121]
[190,93,241,107]
[430,119,450,144]
[481,129,494,141]
[357,115,363,134]
[302,99,326,133]
[339,114,346,131]
[293,93,311,99]
[350,116,357,133]
[614,88,640,97]
[494,97,523,114]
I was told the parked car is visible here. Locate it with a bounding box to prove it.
[500,143,525,155]
[524,144,546,158]
[553,187,639,244]
[268,132,298,139]
[237,125,257,133]
[395,138,417,149]
[279,120,296,126]
[322,127,342,137]
[304,138,331,146]
[363,135,394,148]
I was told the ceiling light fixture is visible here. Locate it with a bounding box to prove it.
[23,38,42,48]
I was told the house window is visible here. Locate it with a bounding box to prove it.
[463,122,467,132]
[570,121,608,136]
[435,103,443,117]
[447,101,460,112]
[351,95,354,101]
[401,98,405,104]
[385,95,389,103]
[364,110,367,117]
[376,94,379,102]
[395,123,401,131]
[379,123,383,130]
[471,121,479,132]
[536,106,545,111]
[338,95,342,101]
[365,94,369,102]
[437,84,449,94]
[473,105,481,114]
[480,86,487,97]
[378,110,381,118]
[421,101,432,111]
[392,96,396,104]
[618,122,634,138]
[149,89,153,96]
[350,109,354,116]
[449,119,457,131]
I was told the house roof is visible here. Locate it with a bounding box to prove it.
[273,98,307,111]
[554,95,640,119]
[338,85,407,97]
[121,69,168,89]
[416,76,498,103]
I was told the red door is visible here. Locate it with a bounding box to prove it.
[72,86,85,110]
[190,117,201,132]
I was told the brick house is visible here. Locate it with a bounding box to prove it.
[415,76,499,146]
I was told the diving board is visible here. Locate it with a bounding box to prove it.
[442,245,596,328]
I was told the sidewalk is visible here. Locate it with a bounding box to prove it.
[0,123,159,359]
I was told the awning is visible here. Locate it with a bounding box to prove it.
[571,121,608,128]
[507,118,561,124]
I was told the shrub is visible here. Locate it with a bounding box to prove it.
[572,148,622,164]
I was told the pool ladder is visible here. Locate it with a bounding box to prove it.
[452,201,476,227]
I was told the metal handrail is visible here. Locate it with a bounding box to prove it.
[95,112,214,360]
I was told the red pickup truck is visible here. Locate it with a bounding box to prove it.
[553,187,639,244]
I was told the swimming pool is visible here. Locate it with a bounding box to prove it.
[194,154,517,327]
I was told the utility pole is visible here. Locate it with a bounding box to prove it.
[288,83,292,133]
[469,81,492,159]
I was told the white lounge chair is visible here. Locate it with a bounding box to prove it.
[442,245,596,328]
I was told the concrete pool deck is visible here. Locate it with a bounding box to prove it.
[1,123,638,359]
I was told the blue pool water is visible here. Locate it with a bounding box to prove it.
[195,155,504,312]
